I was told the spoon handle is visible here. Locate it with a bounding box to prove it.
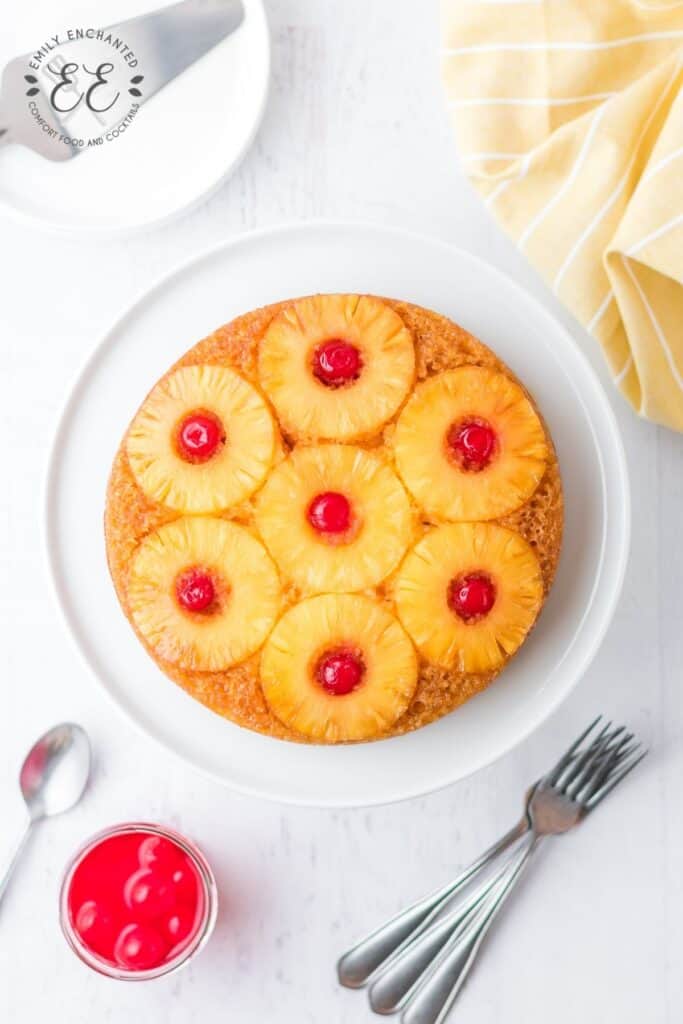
[0,818,32,907]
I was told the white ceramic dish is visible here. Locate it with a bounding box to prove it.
[0,0,269,235]
[45,223,630,807]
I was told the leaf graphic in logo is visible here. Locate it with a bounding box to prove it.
[24,74,38,84]
[128,75,144,97]
[26,87,40,97]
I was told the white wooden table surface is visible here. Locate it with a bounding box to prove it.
[1,2,680,1021]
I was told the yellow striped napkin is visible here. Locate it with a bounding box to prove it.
[441,0,683,431]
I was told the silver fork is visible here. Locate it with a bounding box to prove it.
[337,717,646,1024]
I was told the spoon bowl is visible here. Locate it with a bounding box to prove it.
[0,722,91,907]
[19,723,91,822]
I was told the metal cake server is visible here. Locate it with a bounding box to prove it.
[0,0,244,161]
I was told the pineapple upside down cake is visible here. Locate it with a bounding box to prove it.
[105,295,563,744]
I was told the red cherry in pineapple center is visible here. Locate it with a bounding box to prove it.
[447,418,497,471]
[175,568,215,613]
[313,339,362,387]
[448,573,496,622]
[315,648,365,696]
[307,491,352,534]
[177,412,224,462]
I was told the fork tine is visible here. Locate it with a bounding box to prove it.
[605,737,638,765]
[589,741,647,802]
[557,739,606,793]
[582,736,643,802]
[568,734,638,800]
[585,750,648,809]
[564,731,622,798]
[596,729,630,761]
[583,724,626,759]
[615,740,639,761]
[590,733,635,777]
[556,722,624,792]
[581,721,616,759]
[545,716,603,785]
[575,741,634,803]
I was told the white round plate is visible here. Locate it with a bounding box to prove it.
[0,0,269,235]
[45,223,630,806]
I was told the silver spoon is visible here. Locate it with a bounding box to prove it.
[0,723,91,906]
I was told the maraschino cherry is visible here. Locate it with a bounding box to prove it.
[175,569,215,613]
[447,418,497,471]
[164,907,196,946]
[177,412,224,462]
[138,835,181,873]
[312,339,362,387]
[124,868,176,921]
[307,492,352,534]
[316,648,365,696]
[67,827,205,975]
[114,923,167,971]
[74,901,113,957]
[448,573,496,622]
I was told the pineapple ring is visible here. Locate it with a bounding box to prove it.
[393,366,548,521]
[127,365,276,513]
[394,523,544,674]
[260,594,418,742]
[128,517,281,671]
[257,295,416,441]
[254,445,415,594]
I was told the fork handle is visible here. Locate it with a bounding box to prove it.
[368,849,517,1014]
[401,836,542,1024]
[337,818,528,988]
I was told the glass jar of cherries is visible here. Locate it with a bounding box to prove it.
[59,823,217,979]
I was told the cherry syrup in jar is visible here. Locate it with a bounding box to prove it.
[60,823,217,979]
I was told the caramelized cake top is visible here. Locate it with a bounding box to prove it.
[105,296,563,744]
